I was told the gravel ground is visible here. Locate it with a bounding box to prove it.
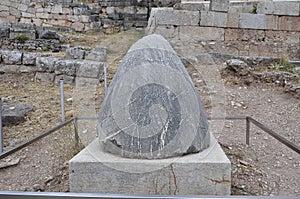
[0,30,299,196]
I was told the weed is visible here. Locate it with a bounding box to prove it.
[270,58,296,74]
[15,35,29,43]
[43,46,51,51]
[249,3,258,14]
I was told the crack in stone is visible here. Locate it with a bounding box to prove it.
[205,176,230,184]
[169,163,178,195]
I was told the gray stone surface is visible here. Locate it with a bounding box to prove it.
[39,30,60,40]
[2,102,33,126]
[239,13,277,30]
[209,0,229,12]
[85,47,107,62]
[273,2,300,16]
[36,57,59,72]
[22,52,38,65]
[226,59,249,76]
[66,47,86,59]
[35,72,56,83]
[76,60,104,78]
[1,50,22,65]
[257,1,300,16]
[55,59,80,76]
[69,135,231,195]
[0,28,9,38]
[98,34,210,159]
[200,11,227,27]
[174,3,206,11]
[149,8,200,26]
[180,26,224,41]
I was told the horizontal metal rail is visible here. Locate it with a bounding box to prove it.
[0,118,75,160]
[0,191,299,199]
[208,116,247,120]
[1,116,299,161]
[246,117,300,154]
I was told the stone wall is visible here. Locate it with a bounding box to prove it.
[0,47,106,85]
[146,0,300,60]
[0,0,179,33]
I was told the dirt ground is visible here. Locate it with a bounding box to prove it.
[0,30,299,196]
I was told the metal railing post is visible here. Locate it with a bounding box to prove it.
[246,117,250,145]
[60,79,65,123]
[74,117,79,149]
[0,98,3,153]
[104,62,107,95]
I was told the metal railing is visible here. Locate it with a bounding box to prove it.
[1,115,299,160]
[208,116,300,154]
[0,115,299,198]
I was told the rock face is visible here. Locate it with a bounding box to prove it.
[39,30,60,40]
[225,59,249,76]
[2,102,34,126]
[98,34,210,159]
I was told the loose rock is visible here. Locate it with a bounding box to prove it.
[2,102,34,126]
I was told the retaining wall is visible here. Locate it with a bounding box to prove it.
[0,0,179,34]
[146,0,300,60]
[0,47,106,85]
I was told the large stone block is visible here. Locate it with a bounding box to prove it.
[55,59,81,76]
[257,1,300,16]
[69,135,231,195]
[174,2,206,11]
[200,11,227,27]
[35,72,55,83]
[180,26,225,41]
[226,12,239,28]
[36,57,59,72]
[85,47,107,62]
[66,47,86,59]
[149,8,200,26]
[22,52,38,65]
[0,5,9,12]
[76,60,104,79]
[209,0,229,12]
[0,28,9,38]
[278,16,300,32]
[1,50,22,65]
[146,25,179,41]
[239,13,278,30]
[98,34,210,159]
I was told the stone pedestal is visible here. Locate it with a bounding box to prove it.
[69,134,231,195]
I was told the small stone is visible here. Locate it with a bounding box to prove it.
[239,160,249,166]
[226,59,249,76]
[39,30,60,40]
[44,176,54,184]
[32,184,45,192]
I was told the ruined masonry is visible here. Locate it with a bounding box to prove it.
[0,47,106,85]
[0,0,179,34]
[147,0,300,60]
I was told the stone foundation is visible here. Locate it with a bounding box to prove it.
[69,134,231,195]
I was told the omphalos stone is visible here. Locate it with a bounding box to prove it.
[98,34,210,159]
